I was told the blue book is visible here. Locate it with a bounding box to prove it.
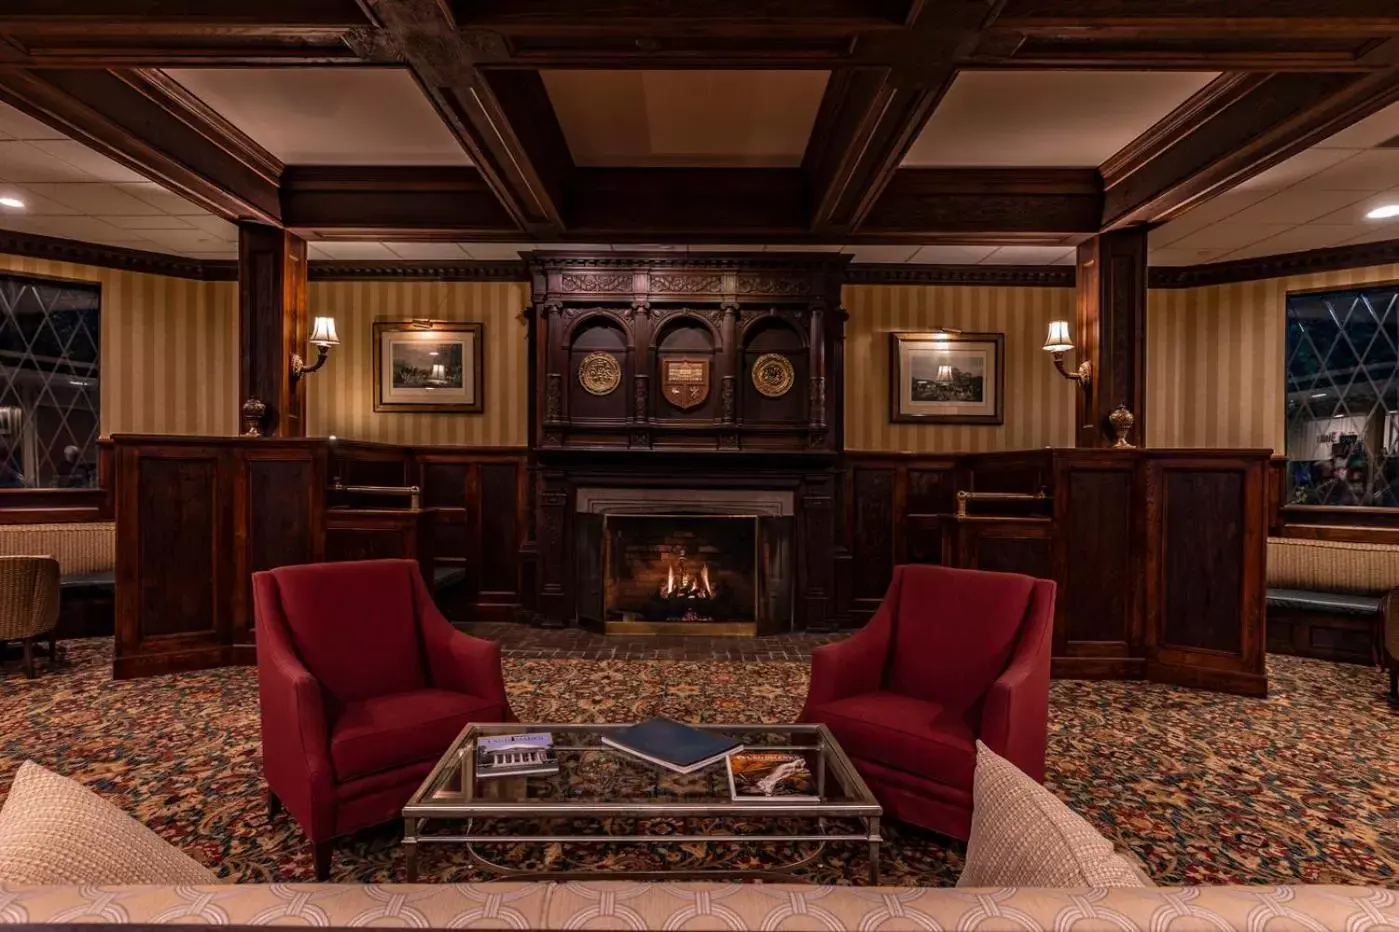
[600,718,741,774]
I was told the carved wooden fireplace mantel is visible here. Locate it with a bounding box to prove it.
[524,253,848,632]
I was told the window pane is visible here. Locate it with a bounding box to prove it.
[1285,284,1399,508]
[0,273,101,489]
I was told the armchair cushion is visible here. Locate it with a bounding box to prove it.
[329,688,500,784]
[275,560,425,703]
[887,566,1037,711]
[807,692,976,790]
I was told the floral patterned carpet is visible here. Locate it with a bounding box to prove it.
[0,641,1395,888]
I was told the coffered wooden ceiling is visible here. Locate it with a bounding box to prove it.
[0,0,1398,264]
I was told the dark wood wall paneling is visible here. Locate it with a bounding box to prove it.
[112,435,532,678]
[113,437,326,679]
[840,447,1271,696]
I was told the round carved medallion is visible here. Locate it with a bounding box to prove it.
[578,351,622,396]
[751,353,795,398]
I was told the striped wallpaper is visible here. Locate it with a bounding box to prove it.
[841,284,1078,453]
[1146,262,1399,451]
[6,246,1396,455]
[305,280,529,447]
[0,253,238,437]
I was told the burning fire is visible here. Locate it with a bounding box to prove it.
[659,546,714,600]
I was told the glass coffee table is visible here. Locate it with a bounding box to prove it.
[403,722,883,883]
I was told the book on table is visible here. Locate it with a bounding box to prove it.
[600,717,741,774]
[475,732,559,779]
[726,750,820,802]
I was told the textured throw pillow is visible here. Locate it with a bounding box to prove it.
[0,761,216,885]
[957,741,1152,888]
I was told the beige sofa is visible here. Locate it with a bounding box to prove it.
[1,881,1392,930]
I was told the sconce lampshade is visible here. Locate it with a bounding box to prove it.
[309,316,340,347]
[1043,319,1074,353]
[935,364,954,382]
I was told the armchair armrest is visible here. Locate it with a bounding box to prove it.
[253,573,334,837]
[414,569,515,720]
[799,570,903,718]
[979,578,1054,782]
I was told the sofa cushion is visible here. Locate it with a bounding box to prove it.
[0,761,216,885]
[1266,587,1381,616]
[272,560,426,703]
[329,688,497,783]
[807,691,976,789]
[887,566,1035,711]
[958,741,1151,888]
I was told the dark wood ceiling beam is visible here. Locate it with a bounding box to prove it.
[862,168,1102,236]
[567,168,810,240]
[804,0,1006,236]
[280,166,519,238]
[993,1,1399,37]
[1100,68,1399,229]
[0,1,370,30]
[352,0,570,238]
[444,0,908,35]
[0,67,282,222]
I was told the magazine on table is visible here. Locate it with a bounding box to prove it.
[726,750,820,802]
[600,717,741,774]
[475,732,558,779]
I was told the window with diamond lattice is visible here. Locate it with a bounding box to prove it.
[0,273,100,490]
[1285,283,1399,508]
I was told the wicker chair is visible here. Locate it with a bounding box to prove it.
[0,556,61,678]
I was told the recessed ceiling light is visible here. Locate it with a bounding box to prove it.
[0,196,24,210]
[1366,204,1399,220]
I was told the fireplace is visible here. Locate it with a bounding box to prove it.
[574,487,794,636]
[604,514,758,634]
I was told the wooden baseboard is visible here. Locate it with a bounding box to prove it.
[1145,660,1268,698]
[1052,656,1147,680]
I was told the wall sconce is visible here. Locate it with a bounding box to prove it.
[291,316,340,381]
[1043,319,1091,388]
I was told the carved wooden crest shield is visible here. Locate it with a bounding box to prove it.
[660,357,710,410]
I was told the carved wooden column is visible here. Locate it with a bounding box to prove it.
[808,299,827,445]
[630,300,651,448]
[1074,227,1148,447]
[238,223,308,438]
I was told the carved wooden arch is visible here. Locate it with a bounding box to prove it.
[560,308,635,349]
[739,309,809,349]
[651,308,724,350]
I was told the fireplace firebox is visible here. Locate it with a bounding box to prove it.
[572,488,795,637]
[604,515,758,633]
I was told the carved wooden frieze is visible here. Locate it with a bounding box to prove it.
[737,275,808,296]
[651,273,723,294]
[560,272,633,293]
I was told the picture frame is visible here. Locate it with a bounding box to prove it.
[889,331,1004,424]
[372,321,483,413]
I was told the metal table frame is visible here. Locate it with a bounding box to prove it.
[402,722,883,883]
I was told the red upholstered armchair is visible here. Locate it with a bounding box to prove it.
[800,564,1054,840]
[254,558,514,880]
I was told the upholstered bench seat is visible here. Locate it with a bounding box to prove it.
[1265,587,1381,616]
[58,570,115,590]
[432,565,467,589]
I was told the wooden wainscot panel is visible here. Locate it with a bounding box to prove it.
[325,509,431,580]
[1144,450,1270,697]
[114,439,234,680]
[1051,450,1144,679]
[230,443,327,664]
[943,516,1054,579]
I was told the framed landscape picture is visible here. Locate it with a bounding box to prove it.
[372,321,483,413]
[889,331,1004,424]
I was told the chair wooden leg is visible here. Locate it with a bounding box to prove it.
[47,637,58,660]
[313,841,332,881]
[267,789,282,820]
[22,638,35,679]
